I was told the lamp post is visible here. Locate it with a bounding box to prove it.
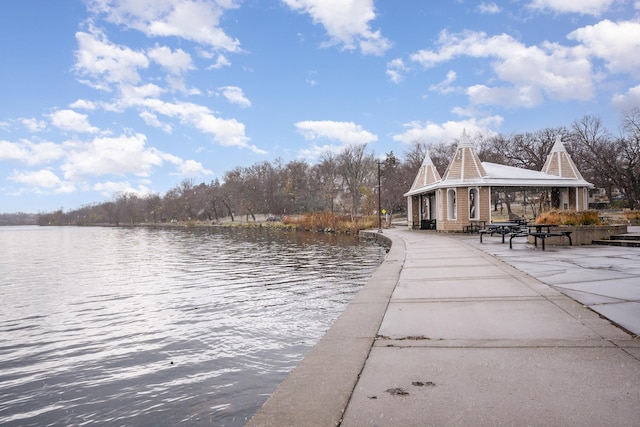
[377,160,382,233]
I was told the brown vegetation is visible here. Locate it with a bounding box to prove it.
[535,210,602,226]
[282,212,378,234]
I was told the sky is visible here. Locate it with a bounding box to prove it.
[1,0,640,213]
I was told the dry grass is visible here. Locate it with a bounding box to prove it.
[623,210,640,222]
[282,212,378,234]
[535,210,601,226]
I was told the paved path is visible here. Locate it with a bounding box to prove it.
[248,227,640,426]
[464,226,640,337]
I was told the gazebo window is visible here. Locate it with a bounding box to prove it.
[447,189,457,220]
[469,188,478,220]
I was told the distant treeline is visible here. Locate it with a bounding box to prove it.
[36,110,640,226]
[0,213,37,226]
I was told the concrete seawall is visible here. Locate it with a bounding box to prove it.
[246,231,402,426]
[248,227,640,426]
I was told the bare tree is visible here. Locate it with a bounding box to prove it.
[618,108,640,209]
[337,144,376,217]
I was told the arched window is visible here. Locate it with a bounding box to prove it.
[469,188,478,220]
[447,189,457,220]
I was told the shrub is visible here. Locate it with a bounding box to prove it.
[535,210,601,226]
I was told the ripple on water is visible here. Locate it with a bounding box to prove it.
[0,226,386,426]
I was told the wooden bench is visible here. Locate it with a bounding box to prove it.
[528,231,573,251]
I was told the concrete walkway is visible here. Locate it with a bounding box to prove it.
[248,228,640,426]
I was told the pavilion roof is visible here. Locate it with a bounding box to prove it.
[407,150,441,192]
[405,133,592,197]
[542,136,585,180]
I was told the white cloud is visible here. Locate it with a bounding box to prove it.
[294,120,378,144]
[282,0,391,55]
[297,143,347,160]
[70,99,98,110]
[477,2,501,14]
[139,110,173,133]
[410,30,594,107]
[294,120,378,161]
[74,28,149,89]
[429,70,457,94]
[467,84,544,108]
[392,117,502,145]
[208,54,231,69]
[527,0,617,16]
[568,19,640,74]
[147,45,194,75]
[0,140,29,163]
[612,83,640,109]
[0,140,65,166]
[92,180,152,198]
[60,133,164,180]
[386,58,409,84]
[218,86,251,107]
[132,98,262,152]
[173,159,213,176]
[20,118,47,132]
[86,0,241,52]
[49,110,100,134]
[8,169,76,193]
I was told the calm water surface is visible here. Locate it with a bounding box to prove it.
[0,226,386,426]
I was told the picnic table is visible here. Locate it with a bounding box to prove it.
[524,223,573,250]
[479,222,523,243]
[480,222,573,251]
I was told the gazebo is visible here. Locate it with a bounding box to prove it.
[405,131,593,232]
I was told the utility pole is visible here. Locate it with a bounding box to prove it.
[378,161,382,233]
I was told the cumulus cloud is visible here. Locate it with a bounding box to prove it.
[49,110,100,134]
[612,83,640,109]
[85,0,241,52]
[392,117,502,145]
[527,0,617,16]
[147,45,194,75]
[294,120,377,144]
[429,70,458,94]
[74,28,149,89]
[70,99,98,110]
[410,30,594,107]
[568,19,640,74]
[282,0,391,55]
[92,180,153,198]
[172,159,213,176]
[60,133,164,180]
[8,169,76,193]
[386,58,409,84]
[130,97,261,152]
[20,118,47,132]
[218,86,252,107]
[294,120,378,160]
[477,2,501,14]
[139,110,173,133]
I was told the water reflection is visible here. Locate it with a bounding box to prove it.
[0,226,385,426]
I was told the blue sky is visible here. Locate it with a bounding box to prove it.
[1,0,639,213]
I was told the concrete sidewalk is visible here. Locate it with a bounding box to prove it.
[248,228,640,426]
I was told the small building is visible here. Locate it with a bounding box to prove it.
[405,131,593,232]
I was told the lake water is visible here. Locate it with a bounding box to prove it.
[0,226,386,426]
